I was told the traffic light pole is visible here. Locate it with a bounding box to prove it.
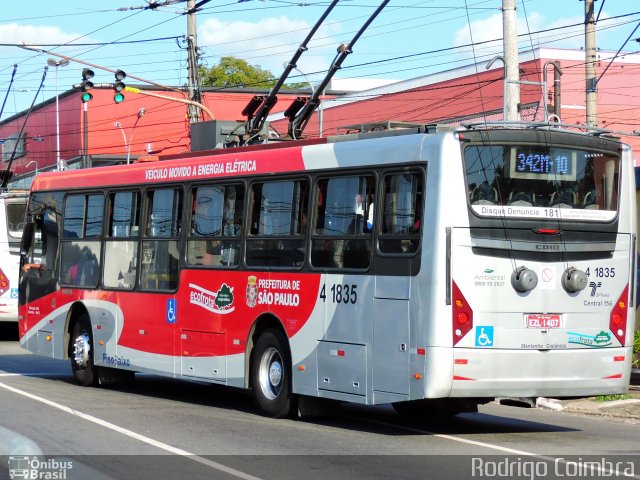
[19,44,212,120]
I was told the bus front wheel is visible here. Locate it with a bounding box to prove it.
[70,315,97,386]
[251,329,294,418]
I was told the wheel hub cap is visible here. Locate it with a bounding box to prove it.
[73,333,90,368]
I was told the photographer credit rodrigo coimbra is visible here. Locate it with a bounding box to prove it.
[471,457,636,479]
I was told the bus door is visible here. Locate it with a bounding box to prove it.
[371,170,423,397]
[19,201,62,349]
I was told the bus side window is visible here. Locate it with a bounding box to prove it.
[379,172,423,254]
[246,179,307,268]
[187,184,244,267]
[60,193,104,288]
[310,175,374,269]
[141,188,182,290]
[103,191,140,289]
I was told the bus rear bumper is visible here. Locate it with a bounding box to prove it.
[448,347,632,398]
[0,304,18,322]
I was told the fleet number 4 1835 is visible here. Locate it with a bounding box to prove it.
[319,283,358,304]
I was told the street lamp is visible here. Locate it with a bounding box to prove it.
[47,58,70,171]
[287,63,323,137]
[114,107,146,165]
[114,122,127,161]
[26,160,38,175]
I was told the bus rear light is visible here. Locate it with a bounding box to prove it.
[0,267,8,295]
[452,281,473,346]
[534,229,561,235]
[609,285,629,346]
[613,356,625,362]
[611,313,623,327]
[413,373,423,380]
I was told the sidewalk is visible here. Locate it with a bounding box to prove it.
[537,370,640,424]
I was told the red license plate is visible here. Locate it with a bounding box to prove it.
[526,314,562,328]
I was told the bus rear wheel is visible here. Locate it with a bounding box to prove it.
[70,315,97,386]
[251,328,294,418]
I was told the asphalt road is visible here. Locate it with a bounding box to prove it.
[0,324,638,480]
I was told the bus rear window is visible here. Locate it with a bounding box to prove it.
[464,145,619,221]
[6,201,26,240]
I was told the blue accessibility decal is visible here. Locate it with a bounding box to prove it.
[167,298,177,324]
[9,288,18,299]
[475,326,494,348]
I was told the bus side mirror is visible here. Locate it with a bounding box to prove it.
[20,222,35,258]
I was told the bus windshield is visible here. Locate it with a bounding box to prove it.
[464,144,619,221]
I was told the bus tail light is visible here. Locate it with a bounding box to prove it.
[452,281,473,346]
[609,285,629,346]
[0,267,9,296]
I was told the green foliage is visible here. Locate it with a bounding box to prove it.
[633,329,640,369]
[198,56,312,91]
[199,56,275,89]
[594,394,631,402]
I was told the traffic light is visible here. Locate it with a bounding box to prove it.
[80,68,94,103]
[113,70,126,103]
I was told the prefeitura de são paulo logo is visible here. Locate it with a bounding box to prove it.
[246,276,258,308]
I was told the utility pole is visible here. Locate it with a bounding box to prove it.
[502,0,520,122]
[187,0,203,123]
[585,0,598,127]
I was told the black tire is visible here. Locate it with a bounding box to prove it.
[251,328,294,418]
[70,314,97,386]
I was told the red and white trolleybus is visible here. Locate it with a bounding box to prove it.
[18,124,636,418]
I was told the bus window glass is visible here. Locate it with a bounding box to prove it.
[147,188,182,238]
[464,145,619,219]
[110,191,140,238]
[246,179,307,268]
[104,191,140,289]
[311,175,374,269]
[61,242,101,287]
[141,188,182,290]
[61,193,103,288]
[6,201,26,240]
[187,184,244,267]
[85,194,104,237]
[192,186,224,236]
[63,195,85,239]
[379,172,422,254]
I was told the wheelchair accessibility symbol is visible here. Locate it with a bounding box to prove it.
[475,326,494,347]
[167,299,176,324]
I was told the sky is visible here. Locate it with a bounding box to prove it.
[0,0,639,121]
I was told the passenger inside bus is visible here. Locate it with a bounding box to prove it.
[470,181,498,205]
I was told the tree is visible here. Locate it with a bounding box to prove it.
[199,56,275,89]
[198,56,309,90]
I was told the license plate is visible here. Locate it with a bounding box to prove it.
[526,314,562,329]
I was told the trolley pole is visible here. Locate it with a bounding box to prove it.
[585,0,598,127]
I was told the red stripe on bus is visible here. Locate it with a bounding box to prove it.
[452,375,474,381]
[31,147,307,191]
[603,374,622,379]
